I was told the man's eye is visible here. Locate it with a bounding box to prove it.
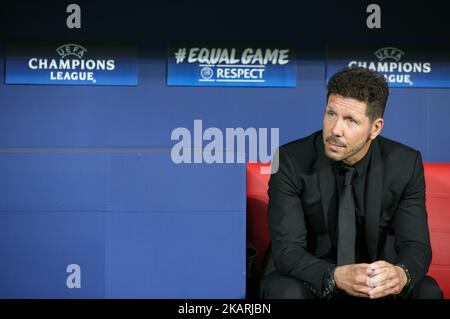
[327,111,335,116]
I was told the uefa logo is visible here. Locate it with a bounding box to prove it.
[374,47,405,62]
[200,67,214,80]
[56,43,87,59]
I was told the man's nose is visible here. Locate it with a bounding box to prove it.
[331,119,343,137]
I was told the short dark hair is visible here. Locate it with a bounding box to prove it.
[326,67,389,121]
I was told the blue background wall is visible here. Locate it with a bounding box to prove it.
[0,0,449,298]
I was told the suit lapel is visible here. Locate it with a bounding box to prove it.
[316,133,335,248]
[365,138,383,261]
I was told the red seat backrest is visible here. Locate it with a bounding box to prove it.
[246,162,271,276]
[246,162,450,298]
[424,163,450,298]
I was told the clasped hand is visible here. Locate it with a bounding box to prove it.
[333,260,407,299]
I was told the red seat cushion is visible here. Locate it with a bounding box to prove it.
[247,162,450,298]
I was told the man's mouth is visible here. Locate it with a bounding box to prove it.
[326,139,345,148]
[328,141,344,147]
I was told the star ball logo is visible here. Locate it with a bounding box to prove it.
[200,67,214,80]
[27,43,116,83]
[348,46,432,86]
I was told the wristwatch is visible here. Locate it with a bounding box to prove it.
[322,265,338,299]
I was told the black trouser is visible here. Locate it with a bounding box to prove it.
[260,271,444,299]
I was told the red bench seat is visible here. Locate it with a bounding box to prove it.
[247,162,450,298]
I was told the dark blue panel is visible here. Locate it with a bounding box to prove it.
[0,154,108,211]
[109,152,246,211]
[105,211,245,298]
[0,85,134,147]
[380,88,428,157]
[427,89,450,162]
[0,212,105,298]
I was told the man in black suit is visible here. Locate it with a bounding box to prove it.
[260,67,443,299]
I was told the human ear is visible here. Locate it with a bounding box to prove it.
[370,118,384,140]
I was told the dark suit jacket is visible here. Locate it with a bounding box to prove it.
[264,130,432,296]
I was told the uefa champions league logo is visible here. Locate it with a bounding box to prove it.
[346,46,432,86]
[7,42,136,86]
[25,43,116,83]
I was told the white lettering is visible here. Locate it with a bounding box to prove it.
[66,4,81,29]
[170,120,279,167]
[66,264,81,289]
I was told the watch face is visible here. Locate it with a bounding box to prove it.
[322,278,336,298]
[323,267,337,298]
[328,278,335,291]
[328,278,336,290]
